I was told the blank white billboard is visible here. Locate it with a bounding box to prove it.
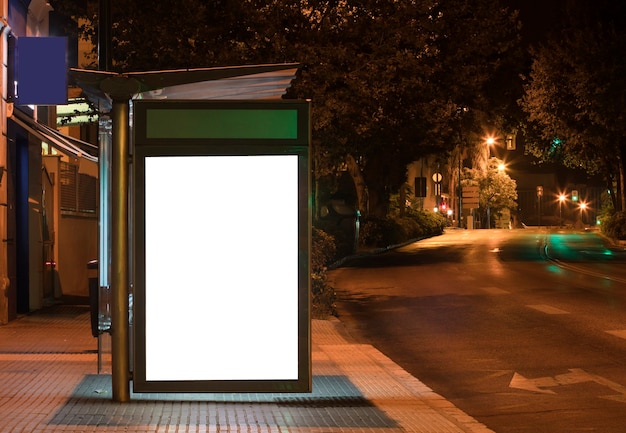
[143,154,299,381]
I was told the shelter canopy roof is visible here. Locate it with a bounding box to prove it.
[69,63,300,113]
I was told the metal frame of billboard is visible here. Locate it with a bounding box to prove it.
[132,100,311,393]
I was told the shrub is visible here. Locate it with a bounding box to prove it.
[311,227,338,318]
[409,209,447,235]
[359,210,446,248]
[359,217,393,246]
[313,218,356,258]
[601,211,626,240]
[311,226,337,272]
[309,211,447,317]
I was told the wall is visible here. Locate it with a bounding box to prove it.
[27,132,42,310]
[406,158,438,212]
[57,214,96,297]
[0,0,9,324]
[43,155,97,299]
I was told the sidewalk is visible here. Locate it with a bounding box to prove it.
[0,305,495,433]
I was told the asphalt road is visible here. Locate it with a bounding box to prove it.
[328,228,626,433]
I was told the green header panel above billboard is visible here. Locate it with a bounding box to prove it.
[134,100,309,145]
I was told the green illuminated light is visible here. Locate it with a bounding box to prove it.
[146,108,299,139]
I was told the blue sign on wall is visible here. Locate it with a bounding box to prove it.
[16,37,67,105]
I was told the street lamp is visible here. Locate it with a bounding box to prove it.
[485,136,495,160]
[579,202,587,225]
[483,136,497,230]
[457,148,463,228]
[536,186,543,226]
[558,194,566,227]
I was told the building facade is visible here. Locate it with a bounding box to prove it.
[0,0,98,324]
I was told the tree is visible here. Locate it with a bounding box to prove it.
[462,157,517,228]
[520,2,626,211]
[51,0,522,218]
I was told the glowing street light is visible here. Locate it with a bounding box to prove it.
[579,201,588,225]
[558,194,566,227]
[485,136,496,160]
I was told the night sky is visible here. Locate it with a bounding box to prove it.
[504,0,569,46]
[498,0,605,187]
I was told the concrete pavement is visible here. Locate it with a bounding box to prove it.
[0,304,495,433]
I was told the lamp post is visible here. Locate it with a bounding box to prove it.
[579,202,587,225]
[558,194,566,227]
[485,136,495,163]
[458,151,462,227]
[536,186,543,227]
[484,136,496,229]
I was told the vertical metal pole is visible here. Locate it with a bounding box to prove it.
[110,98,130,402]
[97,116,112,373]
[458,154,462,228]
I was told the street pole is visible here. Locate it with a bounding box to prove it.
[458,153,462,228]
[536,186,543,227]
[110,98,130,402]
[98,0,130,401]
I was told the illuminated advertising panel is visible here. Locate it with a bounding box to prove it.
[133,100,311,393]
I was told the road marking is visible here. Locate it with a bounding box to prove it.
[509,372,556,394]
[480,287,509,295]
[606,330,626,340]
[510,368,626,402]
[527,304,570,315]
[545,258,626,284]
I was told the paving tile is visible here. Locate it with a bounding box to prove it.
[0,306,495,433]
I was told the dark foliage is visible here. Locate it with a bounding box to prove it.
[311,227,337,318]
[359,210,446,248]
[601,211,626,240]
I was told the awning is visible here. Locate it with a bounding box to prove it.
[69,63,300,113]
[10,107,98,163]
[135,68,299,101]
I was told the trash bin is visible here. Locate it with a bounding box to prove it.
[87,259,99,337]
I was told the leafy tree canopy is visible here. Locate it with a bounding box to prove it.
[520,1,626,211]
[51,0,522,216]
[462,157,517,216]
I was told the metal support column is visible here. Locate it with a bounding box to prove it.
[458,154,462,228]
[110,98,130,402]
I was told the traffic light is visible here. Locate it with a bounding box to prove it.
[571,190,579,202]
[550,138,563,155]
